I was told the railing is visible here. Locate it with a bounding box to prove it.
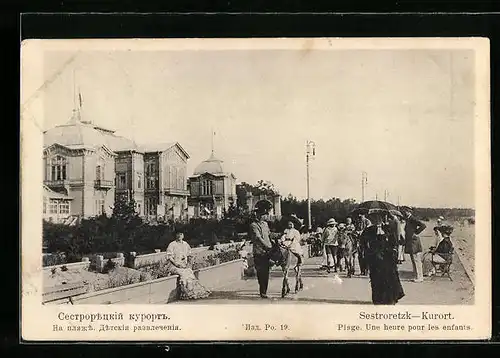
[94,179,114,188]
[44,179,70,187]
[163,188,190,196]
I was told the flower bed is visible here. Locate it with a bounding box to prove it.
[63,258,245,305]
[137,245,243,280]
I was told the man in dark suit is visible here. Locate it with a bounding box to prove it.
[401,206,427,282]
[249,205,276,298]
[357,214,372,275]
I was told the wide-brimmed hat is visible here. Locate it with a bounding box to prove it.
[254,200,272,215]
[399,206,413,214]
[326,218,337,226]
[440,224,454,236]
[286,214,303,229]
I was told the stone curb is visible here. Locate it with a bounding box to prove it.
[450,237,475,287]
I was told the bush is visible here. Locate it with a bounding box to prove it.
[43,253,67,267]
[103,267,151,289]
[43,215,249,261]
[138,260,171,280]
[102,259,117,274]
[216,248,241,264]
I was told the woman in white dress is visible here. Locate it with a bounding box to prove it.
[166,230,211,300]
[397,218,406,264]
[279,219,304,267]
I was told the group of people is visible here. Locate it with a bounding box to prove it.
[317,216,363,274]
[309,207,455,304]
[159,204,454,305]
[160,205,307,301]
[248,207,306,298]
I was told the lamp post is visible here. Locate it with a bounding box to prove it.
[361,171,368,202]
[306,140,316,230]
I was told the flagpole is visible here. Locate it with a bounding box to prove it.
[211,128,215,155]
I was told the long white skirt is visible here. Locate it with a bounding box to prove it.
[321,245,328,266]
[397,245,405,262]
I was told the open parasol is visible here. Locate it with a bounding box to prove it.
[350,200,402,217]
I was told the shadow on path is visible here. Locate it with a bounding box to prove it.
[191,290,373,305]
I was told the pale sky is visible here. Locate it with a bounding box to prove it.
[39,48,475,208]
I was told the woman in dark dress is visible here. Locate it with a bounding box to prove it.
[360,212,405,305]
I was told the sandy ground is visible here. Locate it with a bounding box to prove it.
[448,221,475,278]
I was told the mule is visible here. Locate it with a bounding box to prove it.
[269,240,304,298]
[337,231,358,278]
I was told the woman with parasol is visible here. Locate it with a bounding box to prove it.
[355,201,405,305]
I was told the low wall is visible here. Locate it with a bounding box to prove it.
[64,259,245,304]
[43,282,90,304]
[195,259,245,290]
[70,275,180,304]
[43,259,91,273]
[95,254,125,272]
[450,237,475,286]
[131,251,168,269]
[127,243,244,269]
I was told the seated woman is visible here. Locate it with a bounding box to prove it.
[279,218,304,269]
[166,230,211,300]
[422,225,454,277]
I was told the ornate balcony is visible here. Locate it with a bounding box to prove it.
[94,179,114,189]
[44,179,70,188]
[163,188,190,196]
[43,180,69,187]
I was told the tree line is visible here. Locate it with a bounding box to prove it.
[278,194,474,227]
[44,180,474,261]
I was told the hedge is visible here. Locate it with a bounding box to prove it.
[43,215,267,263]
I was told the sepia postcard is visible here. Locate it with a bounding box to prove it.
[21,37,491,341]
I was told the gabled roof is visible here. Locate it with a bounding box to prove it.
[44,116,189,158]
[140,142,190,159]
[189,172,236,179]
[43,142,116,157]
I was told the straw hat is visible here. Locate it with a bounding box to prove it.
[326,218,337,226]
